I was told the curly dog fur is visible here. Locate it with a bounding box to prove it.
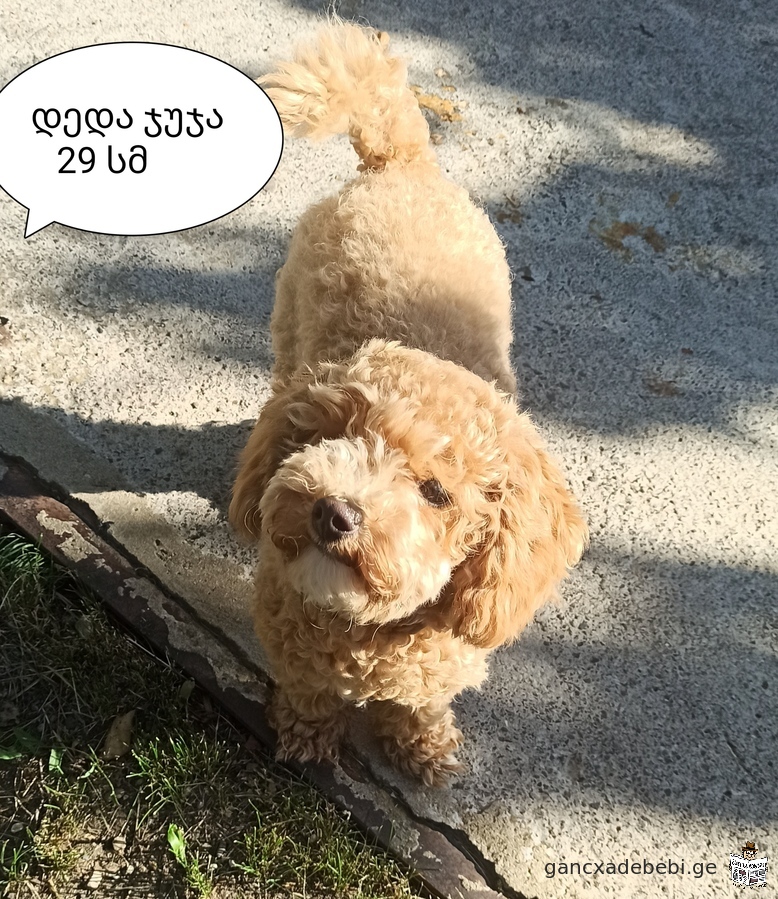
[230,22,588,785]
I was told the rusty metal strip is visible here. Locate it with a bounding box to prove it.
[0,454,506,899]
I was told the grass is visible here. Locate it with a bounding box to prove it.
[0,530,423,898]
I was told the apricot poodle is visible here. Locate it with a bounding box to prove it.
[230,22,588,785]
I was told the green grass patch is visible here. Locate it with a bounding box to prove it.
[0,531,422,898]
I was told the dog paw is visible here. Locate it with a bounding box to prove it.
[381,724,464,787]
[269,693,344,764]
[387,744,464,787]
[275,724,341,764]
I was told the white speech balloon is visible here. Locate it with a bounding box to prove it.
[0,42,283,237]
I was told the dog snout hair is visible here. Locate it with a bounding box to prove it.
[312,497,363,543]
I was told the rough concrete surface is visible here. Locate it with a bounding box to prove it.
[1,0,776,896]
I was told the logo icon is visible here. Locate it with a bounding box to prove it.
[729,841,768,888]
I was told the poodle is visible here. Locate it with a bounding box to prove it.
[230,22,588,785]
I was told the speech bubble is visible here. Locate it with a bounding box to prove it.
[0,42,283,237]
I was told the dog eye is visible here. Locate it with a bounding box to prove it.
[418,478,451,507]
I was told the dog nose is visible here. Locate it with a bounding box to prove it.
[311,497,362,543]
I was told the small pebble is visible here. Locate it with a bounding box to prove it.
[112,836,127,853]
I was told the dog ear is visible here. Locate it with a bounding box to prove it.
[445,413,588,648]
[229,376,316,541]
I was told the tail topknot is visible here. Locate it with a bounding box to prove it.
[260,22,436,170]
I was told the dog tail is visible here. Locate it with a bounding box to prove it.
[260,22,436,170]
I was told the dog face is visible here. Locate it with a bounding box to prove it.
[231,340,587,645]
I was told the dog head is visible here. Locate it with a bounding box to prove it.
[230,340,587,645]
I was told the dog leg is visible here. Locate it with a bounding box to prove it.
[268,684,347,764]
[371,699,464,786]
